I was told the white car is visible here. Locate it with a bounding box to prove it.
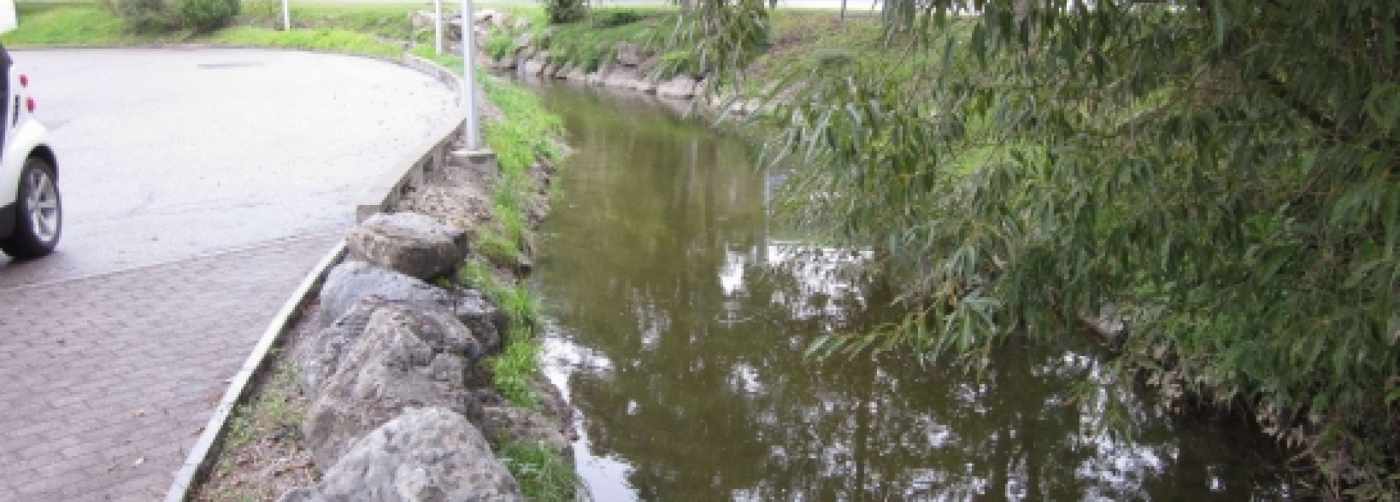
[0,42,61,259]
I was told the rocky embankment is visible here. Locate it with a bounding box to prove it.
[273,153,572,500]
[463,11,705,101]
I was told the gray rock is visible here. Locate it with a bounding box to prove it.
[297,296,386,397]
[292,407,523,502]
[303,305,481,470]
[565,66,587,82]
[614,42,647,67]
[481,405,571,459]
[603,66,646,91]
[456,289,506,354]
[319,261,456,328]
[316,261,506,357]
[479,374,574,459]
[657,74,700,99]
[521,57,546,78]
[630,76,658,94]
[554,63,574,80]
[586,63,611,86]
[1086,304,1128,347]
[511,32,532,53]
[474,9,509,29]
[276,488,321,502]
[346,212,467,280]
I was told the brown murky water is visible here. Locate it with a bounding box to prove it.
[527,82,1296,501]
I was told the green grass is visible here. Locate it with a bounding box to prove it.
[206,25,403,57]
[2,3,179,45]
[222,357,303,451]
[2,2,406,58]
[457,258,545,408]
[490,329,541,406]
[500,441,577,502]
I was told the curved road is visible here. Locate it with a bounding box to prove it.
[0,49,458,500]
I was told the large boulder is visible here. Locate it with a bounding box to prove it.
[347,212,467,280]
[296,296,386,396]
[474,9,510,29]
[520,55,547,78]
[658,74,700,99]
[318,260,455,328]
[614,42,647,67]
[297,297,492,399]
[317,261,506,352]
[283,407,523,502]
[565,66,587,82]
[303,305,482,469]
[603,66,647,91]
[456,288,506,354]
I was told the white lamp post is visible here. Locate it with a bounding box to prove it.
[281,0,290,31]
[434,0,444,55]
[460,0,480,150]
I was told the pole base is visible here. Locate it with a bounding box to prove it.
[450,149,497,169]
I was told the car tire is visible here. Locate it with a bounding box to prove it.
[2,156,61,259]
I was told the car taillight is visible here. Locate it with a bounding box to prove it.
[19,74,28,87]
[25,97,35,113]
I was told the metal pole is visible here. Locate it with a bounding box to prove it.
[434,0,443,55]
[281,0,290,31]
[461,0,479,150]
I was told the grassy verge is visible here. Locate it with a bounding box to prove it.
[3,3,184,45]
[2,2,407,57]
[203,25,402,57]
[197,355,315,502]
[441,71,573,500]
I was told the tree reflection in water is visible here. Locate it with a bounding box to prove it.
[528,82,1295,501]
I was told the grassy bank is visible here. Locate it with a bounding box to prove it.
[2,2,410,57]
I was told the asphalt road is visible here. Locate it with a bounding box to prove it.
[0,48,459,501]
[0,48,457,287]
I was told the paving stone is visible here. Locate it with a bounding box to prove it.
[0,233,337,500]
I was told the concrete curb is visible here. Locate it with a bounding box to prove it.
[161,240,346,502]
[355,54,472,222]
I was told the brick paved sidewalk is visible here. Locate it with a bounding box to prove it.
[0,233,339,501]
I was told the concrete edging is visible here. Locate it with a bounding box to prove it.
[162,240,347,502]
[161,52,476,502]
[356,53,471,223]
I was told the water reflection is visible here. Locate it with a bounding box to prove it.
[528,82,1294,501]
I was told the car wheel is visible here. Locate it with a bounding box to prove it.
[2,156,61,259]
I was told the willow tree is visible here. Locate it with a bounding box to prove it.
[692,0,1400,498]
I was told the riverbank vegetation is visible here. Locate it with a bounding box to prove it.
[498,0,1400,497]
[684,1,1398,499]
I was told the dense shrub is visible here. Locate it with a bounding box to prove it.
[592,9,642,28]
[239,0,281,24]
[176,0,239,32]
[115,0,173,33]
[543,0,585,24]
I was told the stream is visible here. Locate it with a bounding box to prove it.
[525,81,1298,501]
